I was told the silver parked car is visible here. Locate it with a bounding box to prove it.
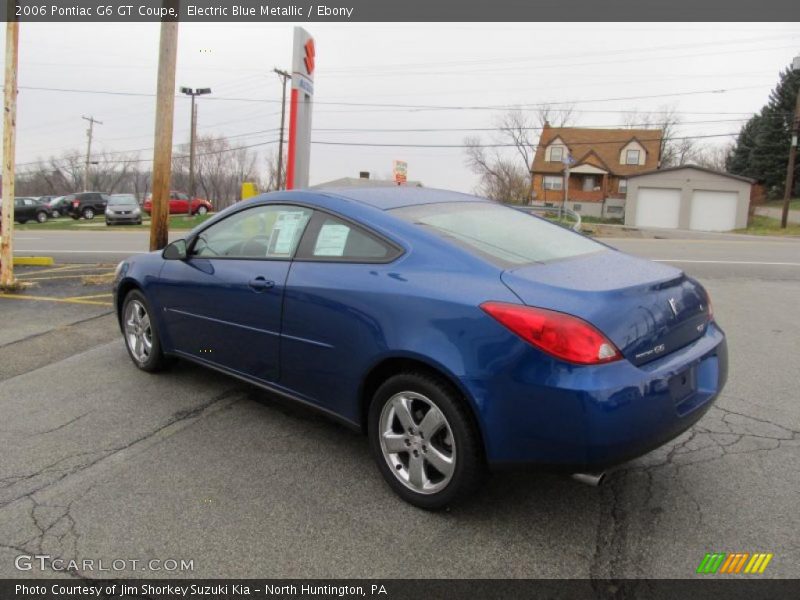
[105,194,142,226]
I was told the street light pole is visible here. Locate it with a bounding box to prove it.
[780,54,800,229]
[274,68,291,190]
[81,115,102,192]
[180,87,211,214]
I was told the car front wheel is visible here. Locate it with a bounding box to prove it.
[196,205,208,216]
[36,211,48,223]
[368,371,486,509]
[122,290,171,372]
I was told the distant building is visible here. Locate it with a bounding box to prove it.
[530,123,663,218]
[312,172,422,189]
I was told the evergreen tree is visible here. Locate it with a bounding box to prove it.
[727,67,800,197]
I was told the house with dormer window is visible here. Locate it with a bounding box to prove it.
[530,124,663,218]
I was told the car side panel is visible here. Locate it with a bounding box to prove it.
[279,258,520,425]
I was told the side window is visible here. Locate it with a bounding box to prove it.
[178,193,189,200]
[191,204,312,259]
[302,214,399,262]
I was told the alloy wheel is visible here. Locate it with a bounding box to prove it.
[379,391,456,495]
[124,299,153,364]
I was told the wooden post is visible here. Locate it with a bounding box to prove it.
[781,90,800,228]
[1,20,19,287]
[149,17,179,252]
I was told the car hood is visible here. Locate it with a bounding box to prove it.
[500,250,711,366]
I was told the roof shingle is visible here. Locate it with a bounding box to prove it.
[532,125,663,176]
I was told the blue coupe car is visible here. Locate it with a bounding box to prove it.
[114,187,727,508]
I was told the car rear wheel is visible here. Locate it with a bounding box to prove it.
[368,371,486,509]
[51,209,60,218]
[196,205,208,216]
[82,207,95,219]
[36,211,48,223]
[122,290,171,372]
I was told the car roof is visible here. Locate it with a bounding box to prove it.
[316,186,488,210]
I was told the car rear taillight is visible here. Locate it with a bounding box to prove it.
[480,301,621,365]
[72,200,80,207]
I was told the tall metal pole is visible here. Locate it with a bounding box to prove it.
[149,19,179,252]
[274,68,290,190]
[82,115,102,192]
[188,94,197,199]
[781,82,800,228]
[1,20,19,287]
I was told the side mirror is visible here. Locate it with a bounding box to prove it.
[163,239,187,260]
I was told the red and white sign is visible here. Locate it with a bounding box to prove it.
[393,160,408,184]
[287,27,315,190]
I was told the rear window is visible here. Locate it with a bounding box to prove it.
[391,201,604,266]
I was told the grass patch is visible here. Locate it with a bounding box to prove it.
[736,215,800,236]
[762,199,800,211]
[14,213,213,231]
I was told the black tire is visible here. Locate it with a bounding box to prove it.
[368,371,486,510]
[51,209,60,218]
[36,211,48,223]
[121,289,172,372]
[196,205,208,216]
[82,207,95,220]
[17,219,28,224]
[71,215,79,220]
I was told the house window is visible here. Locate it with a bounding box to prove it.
[549,146,563,163]
[573,204,582,212]
[543,175,563,190]
[618,179,627,193]
[625,149,640,165]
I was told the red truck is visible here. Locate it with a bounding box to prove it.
[143,191,213,216]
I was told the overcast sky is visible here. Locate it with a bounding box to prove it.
[3,22,800,193]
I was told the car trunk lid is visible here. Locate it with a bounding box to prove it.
[500,250,711,366]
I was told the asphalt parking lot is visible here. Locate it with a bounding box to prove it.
[0,236,798,579]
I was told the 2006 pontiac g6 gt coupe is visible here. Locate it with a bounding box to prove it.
[114,187,727,509]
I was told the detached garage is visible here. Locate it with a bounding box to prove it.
[625,166,753,232]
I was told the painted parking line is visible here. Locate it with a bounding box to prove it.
[0,293,113,307]
[19,272,115,282]
[63,293,114,301]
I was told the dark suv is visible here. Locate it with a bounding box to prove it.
[66,192,109,220]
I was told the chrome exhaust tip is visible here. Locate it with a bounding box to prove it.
[571,472,606,486]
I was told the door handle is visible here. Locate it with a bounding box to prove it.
[249,276,275,292]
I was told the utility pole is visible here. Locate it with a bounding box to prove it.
[81,115,102,192]
[1,20,19,288]
[273,68,291,190]
[179,87,211,215]
[780,54,800,229]
[149,18,179,251]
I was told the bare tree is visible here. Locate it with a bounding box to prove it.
[464,136,531,204]
[262,149,286,192]
[464,107,575,203]
[693,142,734,172]
[535,103,575,128]
[623,105,696,167]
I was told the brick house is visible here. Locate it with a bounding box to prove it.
[530,124,663,218]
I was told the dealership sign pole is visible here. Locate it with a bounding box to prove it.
[286,27,315,190]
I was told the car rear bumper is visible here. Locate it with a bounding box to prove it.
[475,322,728,469]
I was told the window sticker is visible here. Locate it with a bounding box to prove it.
[269,211,307,255]
[314,223,351,256]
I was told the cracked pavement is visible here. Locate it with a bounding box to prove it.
[0,238,798,578]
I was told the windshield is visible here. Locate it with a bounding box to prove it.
[391,201,605,266]
[109,195,137,205]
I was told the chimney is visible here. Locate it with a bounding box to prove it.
[359,171,370,179]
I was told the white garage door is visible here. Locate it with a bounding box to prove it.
[634,187,681,229]
[690,190,738,232]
